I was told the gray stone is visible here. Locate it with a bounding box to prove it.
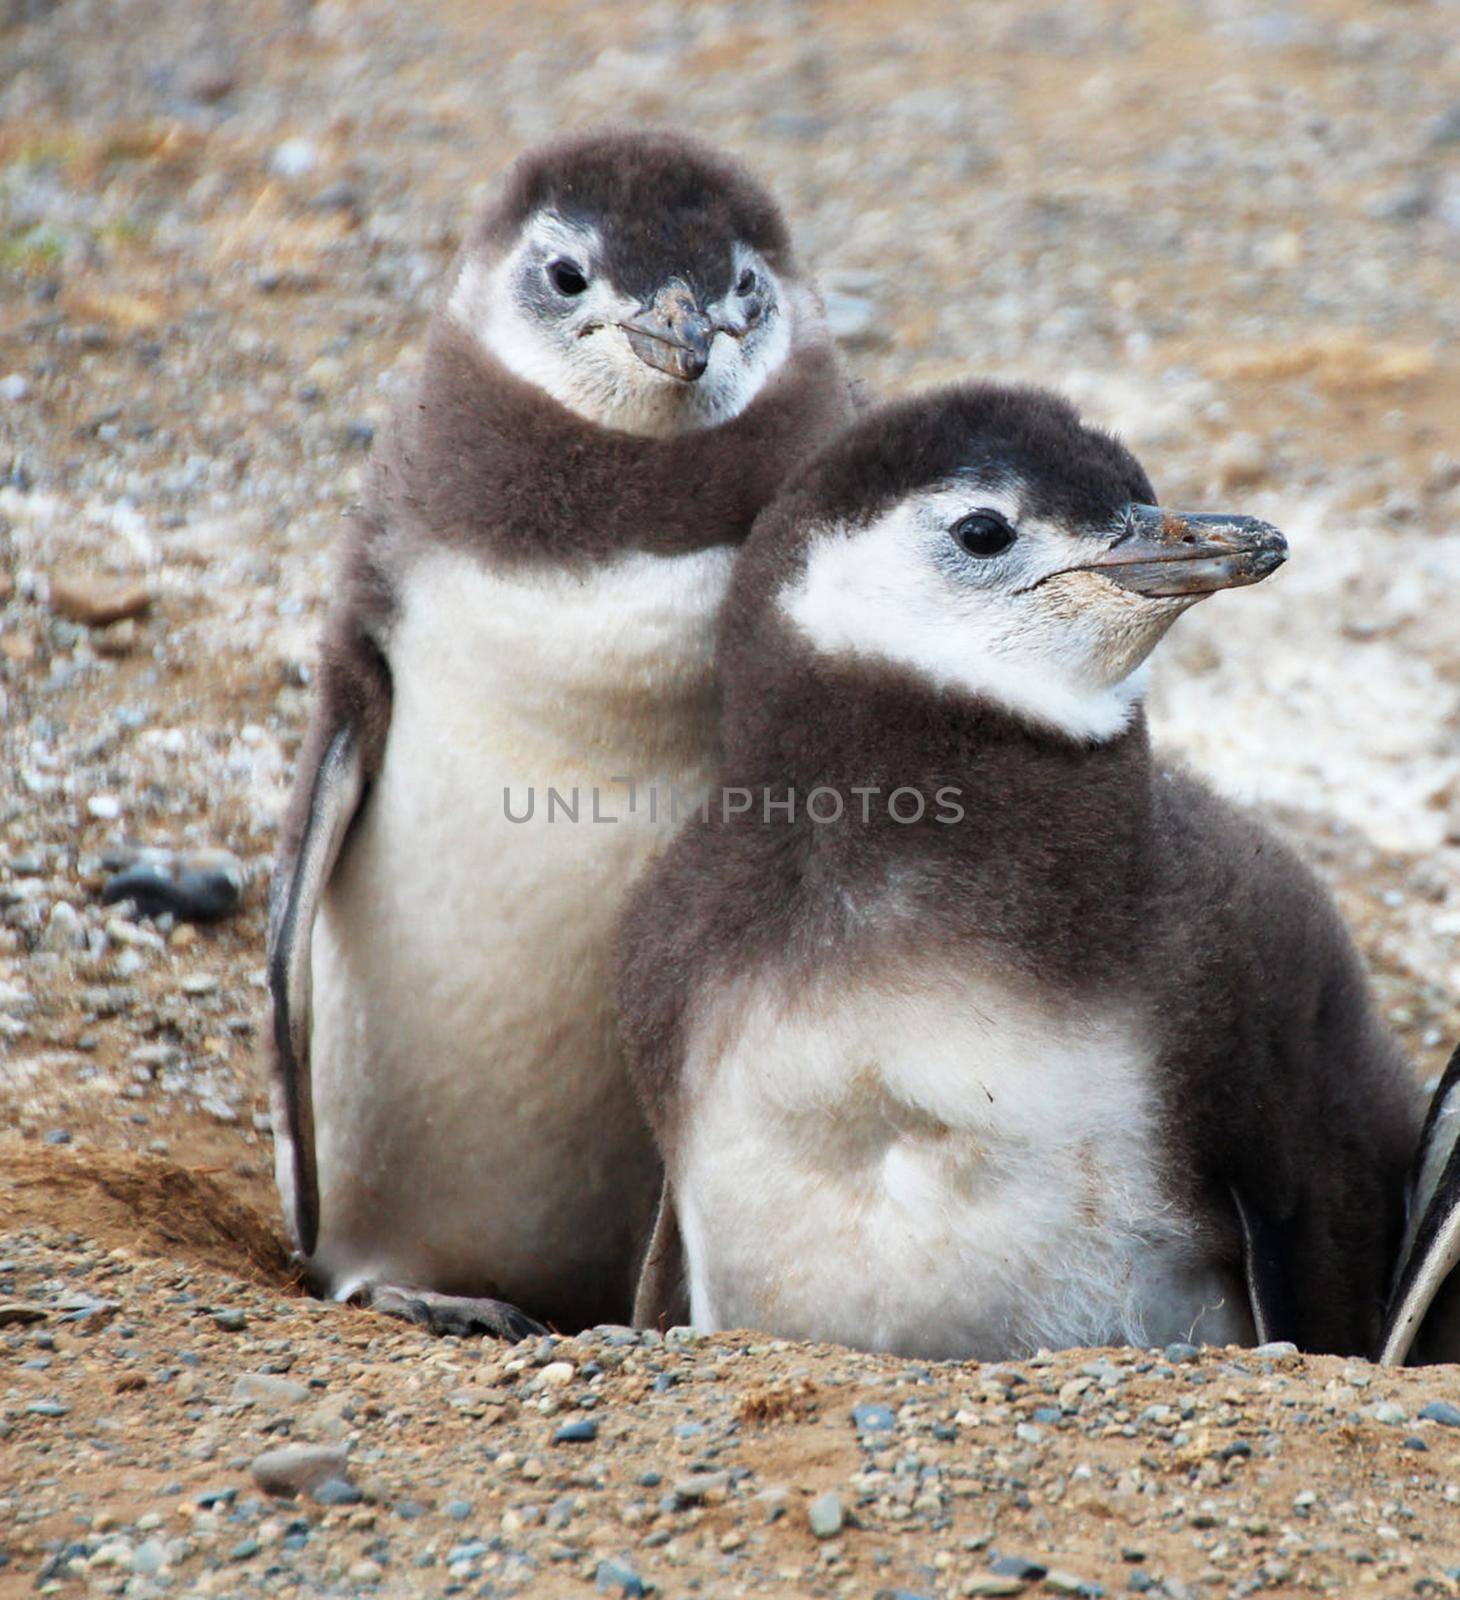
[990,1555,1047,1579]
[852,1402,897,1432]
[673,1471,729,1504]
[312,1477,364,1506]
[251,1443,350,1497]
[231,1373,308,1408]
[1419,1400,1460,1427]
[129,1541,166,1576]
[595,1556,646,1596]
[807,1490,844,1538]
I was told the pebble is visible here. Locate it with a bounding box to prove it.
[311,1477,364,1506]
[1418,1400,1460,1427]
[596,1557,647,1597]
[129,1541,166,1576]
[48,573,152,627]
[1164,1343,1200,1364]
[212,1309,247,1332]
[853,1402,897,1432]
[673,1471,729,1504]
[0,373,30,402]
[1253,1341,1299,1358]
[0,1303,49,1326]
[963,1579,1027,1597]
[1371,1400,1408,1425]
[252,1444,350,1496]
[101,847,244,923]
[552,1418,598,1444]
[231,1372,309,1407]
[268,137,319,178]
[539,1360,575,1387]
[990,1555,1047,1579]
[310,181,360,212]
[807,1489,844,1538]
[86,794,123,821]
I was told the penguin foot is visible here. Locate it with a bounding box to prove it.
[362,1284,549,1342]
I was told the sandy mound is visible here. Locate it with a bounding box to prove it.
[2,1144,291,1284]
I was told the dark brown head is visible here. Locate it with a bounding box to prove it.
[446,127,817,438]
[723,383,1288,747]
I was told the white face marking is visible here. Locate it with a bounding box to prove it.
[304,544,736,1304]
[780,482,1194,743]
[675,962,1252,1359]
[449,209,796,438]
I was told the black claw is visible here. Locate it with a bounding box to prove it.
[368,1287,548,1342]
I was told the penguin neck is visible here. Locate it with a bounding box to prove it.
[721,663,1158,944]
[372,318,851,569]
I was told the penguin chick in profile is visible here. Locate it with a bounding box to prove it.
[619,383,1421,1361]
[267,128,853,1339]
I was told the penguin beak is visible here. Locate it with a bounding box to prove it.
[619,279,714,382]
[1079,504,1288,598]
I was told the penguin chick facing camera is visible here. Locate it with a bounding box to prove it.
[619,382,1422,1362]
[266,128,854,1340]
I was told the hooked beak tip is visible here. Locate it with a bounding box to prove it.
[1087,505,1288,598]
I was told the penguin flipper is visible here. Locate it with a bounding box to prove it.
[632,1179,690,1331]
[1231,1186,1300,1347]
[267,722,365,1260]
[1378,1043,1460,1365]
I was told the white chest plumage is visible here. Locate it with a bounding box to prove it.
[675,962,1250,1360]
[308,543,733,1306]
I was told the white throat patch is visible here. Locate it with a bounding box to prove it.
[780,490,1150,744]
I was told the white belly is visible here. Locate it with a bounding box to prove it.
[308,544,732,1321]
[675,963,1251,1359]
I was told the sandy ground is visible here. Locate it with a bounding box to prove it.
[3,0,1460,1594]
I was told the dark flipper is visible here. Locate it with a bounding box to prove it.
[365,1285,548,1342]
[1232,1186,1300,1347]
[267,724,365,1258]
[1378,1044,1460,1365]
[632,1179,690,1331]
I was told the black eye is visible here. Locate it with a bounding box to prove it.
[547,259,588,296]
[736,268,757,296]
[951,510,1016,558]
